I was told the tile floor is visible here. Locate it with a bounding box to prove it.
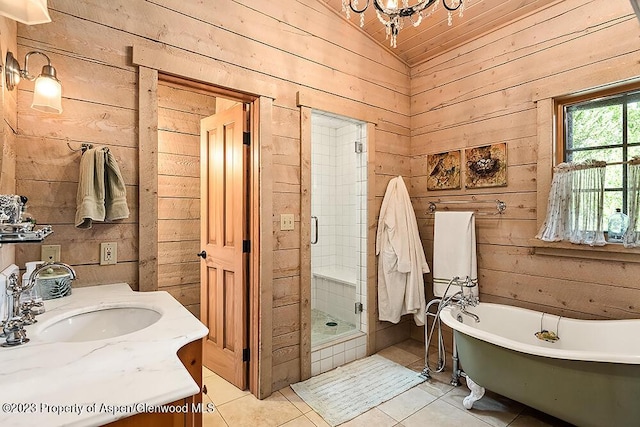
[311,309,357,346]
[202,339,574,427]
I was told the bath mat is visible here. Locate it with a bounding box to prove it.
[291,354,426,426]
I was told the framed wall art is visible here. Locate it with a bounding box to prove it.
[465,143,507,188]
[426,150,461,190]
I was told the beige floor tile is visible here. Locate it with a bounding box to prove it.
[405,359,426,373]
[203,372,250,406]
[393,339,427,358]
[508,407,575,427]
[304,411,331,427]
[416,374,455,398]
[341,407,398,427]
[441,386,523,427]
[203,366,216,378]
[376,346,422,367]
[280,386,313,414]
[402,399,491,427]
[216,390,303,427]
[377,386,438,422]
[203,408,229,427]
[280,415,317,426]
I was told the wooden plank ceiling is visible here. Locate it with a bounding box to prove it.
[320,0,562,66]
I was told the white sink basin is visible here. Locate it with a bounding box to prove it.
[39,306,162,342]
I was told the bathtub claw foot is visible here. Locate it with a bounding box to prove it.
[462,376,485,410]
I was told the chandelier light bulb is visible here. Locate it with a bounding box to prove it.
[342,0,467,47]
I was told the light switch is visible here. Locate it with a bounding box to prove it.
[280,214,295,231]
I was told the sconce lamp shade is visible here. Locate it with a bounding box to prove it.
[632,0,640,22]
[31,71,62,113]
[0,0,51,25]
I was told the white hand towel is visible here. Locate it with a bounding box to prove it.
[433,211,478,299]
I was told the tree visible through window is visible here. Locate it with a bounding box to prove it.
[562,89,640,224]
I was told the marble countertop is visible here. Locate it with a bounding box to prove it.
[0,282,208,427]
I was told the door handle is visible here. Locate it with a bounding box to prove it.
[197,250,207,259]
[311,216,318,245]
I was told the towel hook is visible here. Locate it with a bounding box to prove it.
[67,142,93,154]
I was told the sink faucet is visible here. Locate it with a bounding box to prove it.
[27,262,77,293]
[2,262,77,347]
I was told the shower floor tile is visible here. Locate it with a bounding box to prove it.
[311,309,356,346]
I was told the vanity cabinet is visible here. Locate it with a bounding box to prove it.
[105,339,203,427]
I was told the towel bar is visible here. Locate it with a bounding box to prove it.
[427,199,506,215]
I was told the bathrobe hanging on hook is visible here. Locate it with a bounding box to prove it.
[376,176,429,326]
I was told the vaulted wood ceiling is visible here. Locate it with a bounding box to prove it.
[320,0,562,66]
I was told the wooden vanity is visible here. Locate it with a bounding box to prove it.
[0,283,209,427]
[106,340,204,427]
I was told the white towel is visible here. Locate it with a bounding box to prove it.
[433,211,478,299]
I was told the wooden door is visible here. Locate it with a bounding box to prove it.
[199,104,248,389]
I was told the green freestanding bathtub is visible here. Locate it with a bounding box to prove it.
[440,303,640,427]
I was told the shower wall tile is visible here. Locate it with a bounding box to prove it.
[311,361,320,376]
[320,347,333,360]
[320,357,333,374]
[345,348,356,363]
[311,113,368,346]
[356,344,367,359]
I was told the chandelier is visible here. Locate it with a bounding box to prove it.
[341,0,466,48]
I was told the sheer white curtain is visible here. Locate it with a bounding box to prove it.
[623,158,640,248]
[537,160,606,246]
[536,163,572,242]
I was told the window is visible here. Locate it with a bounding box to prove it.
[558,84,640,220]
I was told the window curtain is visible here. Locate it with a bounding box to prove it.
[535,163,572,242]
[536,160,606,246]
[623,158,640,248]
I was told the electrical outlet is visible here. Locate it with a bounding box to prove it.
[41,245,61,262]
[280,214,295,231]
[100,242,117,265]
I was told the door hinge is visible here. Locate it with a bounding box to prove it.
[243,131,251,146]
[243,240,250,253]
[242,348,250,362]
[355,302,363,314]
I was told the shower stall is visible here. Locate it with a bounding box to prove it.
[309,110,367,375]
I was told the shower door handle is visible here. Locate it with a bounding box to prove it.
[311,216,318,244]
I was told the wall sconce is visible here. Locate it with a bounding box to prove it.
[5,50,62,114]
[0,0,51,25]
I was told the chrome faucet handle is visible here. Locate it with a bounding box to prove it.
[7,272,21,295]
[2,317,29,347]
[19,300,42,325]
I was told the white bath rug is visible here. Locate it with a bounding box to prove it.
[290,354,426,426]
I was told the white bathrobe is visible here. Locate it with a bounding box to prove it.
[375,176,429,326]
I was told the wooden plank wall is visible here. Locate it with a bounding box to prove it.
[157,80,216,318]
[13,0,411,392]
[410,0,640,344]
[0,17,17,268]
